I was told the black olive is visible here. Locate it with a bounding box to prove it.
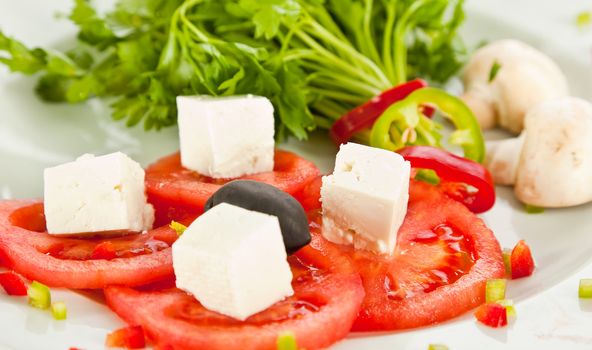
[204,180,311,255]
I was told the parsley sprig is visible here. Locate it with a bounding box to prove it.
[0,0,466,140]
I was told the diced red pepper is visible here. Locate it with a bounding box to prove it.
[510,240,535,279]
[330,79,430,145]
[91,241,118,260]
[398,146,495,213]
[0,271,28,296]
[105,325,146,349]
[474,303,508,328]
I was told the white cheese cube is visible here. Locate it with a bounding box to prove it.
[321,143,410,254]
[44,152,154,235]
[173,203,293,321]
[177,95,275,178]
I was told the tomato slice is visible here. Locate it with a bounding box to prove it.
[105,326,146,349]
[319,181,504,331]
[0,200,177,289]
[104,222,364,350]
[145,150,321,226]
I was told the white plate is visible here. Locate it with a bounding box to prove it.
[1,1,592,349]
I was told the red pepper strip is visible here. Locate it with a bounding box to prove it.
[330,79,430,145]
[474,303,508,328]
[398,146,495,213]
[510,240,535,279]
[0,271,28,296]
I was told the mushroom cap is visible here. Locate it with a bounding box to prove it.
[515,97,592,207]
[462,39,568,134]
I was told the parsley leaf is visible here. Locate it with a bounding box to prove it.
[488,60,502,83]
[0,32,47,74]
[576,11,592,30]
[169,221,187,236]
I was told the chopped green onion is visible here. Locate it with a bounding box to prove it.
[503,248,512,276]
[27,281,51,309]
[524,204,544,214]
[428,344,449,350]
[277,332,298,350]
[51,301,67,320]
[488,60,502,83]
[497,299,516,319]
[169,221,187,236]
[576,11,592,30]
[579,279,592,298]
[486,279,506,303]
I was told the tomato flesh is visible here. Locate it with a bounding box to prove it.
[105,222,364,350]
[293,175,322,212]
[90,242,118,260]
[322,181,504,331]
[105,325,146,349]
[145,150,320,226]
[510,240,535,279]
[0,200,176,289]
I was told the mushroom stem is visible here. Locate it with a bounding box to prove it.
[484,134,525,186]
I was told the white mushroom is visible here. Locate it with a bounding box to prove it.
[484,134,525,186]
[484,97,592,207]
[462,39,569,134]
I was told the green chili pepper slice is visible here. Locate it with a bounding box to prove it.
[370,87,485,163]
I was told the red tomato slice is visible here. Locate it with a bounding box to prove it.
[145,150,320,226]
[319,181,504,331]
[105,326,146,349]
[105,222,364,350]
[0,200,177,289]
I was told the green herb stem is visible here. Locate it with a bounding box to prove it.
[305,20,391,88]
[307,87,368,105]
[362,0,383,68]
[394,0,432,85]
[382,4,397,82]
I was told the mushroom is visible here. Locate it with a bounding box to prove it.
[484,97,592,207]
[462,39,569,134]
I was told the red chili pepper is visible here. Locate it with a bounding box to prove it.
[0,271,28,296]
[510,240,535,279]
[105,325,146,349]
[330,79,430,145]
[398,146,495,213]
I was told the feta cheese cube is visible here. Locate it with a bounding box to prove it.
[321,143,410,254]
[44,152,154,235]
[177,95,275,178]
[173,203,293,321]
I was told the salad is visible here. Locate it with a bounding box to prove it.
[1,1,592,350]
